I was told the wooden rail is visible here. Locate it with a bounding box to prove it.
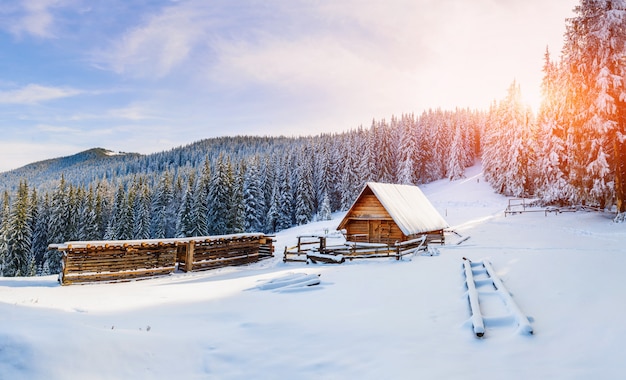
[283,235,428,264]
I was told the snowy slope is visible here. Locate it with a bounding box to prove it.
[1,163,626,379]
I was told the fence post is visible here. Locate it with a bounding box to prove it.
[185,241,195,272]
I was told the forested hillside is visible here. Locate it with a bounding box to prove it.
[0,109,482,276]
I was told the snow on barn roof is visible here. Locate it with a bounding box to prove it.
[48,233,266,250]
[350,182,449,235]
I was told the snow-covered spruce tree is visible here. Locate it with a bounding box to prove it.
[4,181,34,277]
[207,154,233,235]
[176,174,197,238]
[265,180,280,233]
[313,137,333,213]
[243,155,266,232]
[376,118,396,183]
[228,161,246,234]
[534,48,573,205]
[32,193,50,275]
[327,136,346,211]
[193,158,211,236]
[317,191,332,221]
[0,191,10,274]
[105,184,133,240]
[447,125,466,180]
[562,0,626,215]
[294,146,315,225]
[397,114,420,185]
[95,181,111,239]
[276,155,294,231]
[67,186,82,241]
[340,135,361,210]
[79,185,100,241]
[419,110,445,182]
[483,81,536,197]
[261,155,277,229]
[133,179,152,240]
[363,122,379,183]
[151,172,174,239]
[45,176,70,274]
[171,175,186,236]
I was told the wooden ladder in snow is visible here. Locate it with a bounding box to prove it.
[462,258,533,338]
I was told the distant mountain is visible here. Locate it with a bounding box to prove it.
[0,148,142,193]
[16,148,137,172]
[0,136,300,194]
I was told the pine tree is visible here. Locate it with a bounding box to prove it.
[45,176,69,274]
[243,156,266,232]
[228,162,246,234]
[483,82,536,196]
[133,179,152,239]
[151,172,174,239]
[79,185,100,241]
[4,181,34,276]
[397,114,419,185]
[534,47,572,205]
[447,125,466,180]
[562,0,626,212]
[207,154,233,235]
[32,193,50,274]
[105,184,131,240]
[194,158,212,236]
[0,191,10,275]
[176,174,197,238]
[340,135,361,210]
[317,191,332,221]
[294,147,314,225]
[276,159,294,231]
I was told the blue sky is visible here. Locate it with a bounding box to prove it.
[0,0,577,172]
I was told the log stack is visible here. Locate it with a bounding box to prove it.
[50,234,275,285]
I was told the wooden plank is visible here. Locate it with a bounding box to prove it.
[62,267,175,285]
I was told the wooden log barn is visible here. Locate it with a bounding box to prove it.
[49,234,274,285]
[337,182,448,245]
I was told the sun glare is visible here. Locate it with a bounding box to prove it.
[521,87,542,115]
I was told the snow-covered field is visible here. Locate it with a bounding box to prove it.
[2,163,626,379]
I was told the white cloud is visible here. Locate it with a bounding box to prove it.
[107,105,159,121]
[91,3,209,78]
[3,0,68,38]
[0,84,82,104]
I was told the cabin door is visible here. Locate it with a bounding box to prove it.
[369,220,380,243]
[369,220,393,243]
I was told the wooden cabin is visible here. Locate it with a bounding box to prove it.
[337,182,448,244]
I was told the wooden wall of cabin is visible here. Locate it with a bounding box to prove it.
[344,219,406,244]
[342,191,407,243]
[349,193,391,219]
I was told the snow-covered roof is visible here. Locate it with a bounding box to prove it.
[49,233,267,250]
[343,182,449,235]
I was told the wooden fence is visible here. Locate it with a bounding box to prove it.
[49,234,274,285]
[283,235,428,264]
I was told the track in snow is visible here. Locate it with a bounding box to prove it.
[254,272,322,293]
[462,258,533,338]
